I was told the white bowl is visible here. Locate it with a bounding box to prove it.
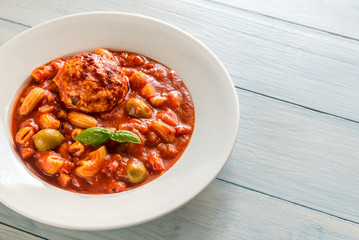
[0,12,239,230]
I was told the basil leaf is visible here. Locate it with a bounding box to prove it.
[74,127,112,146]
[110,130,141,144]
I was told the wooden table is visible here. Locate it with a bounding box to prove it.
[1,0,359,239]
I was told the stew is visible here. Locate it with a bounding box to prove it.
[11,48,195,194]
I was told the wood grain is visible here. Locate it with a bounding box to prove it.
[211,0,359,39]
[1,180,359,240]
[219,88,359,222]
[1,0,359,122]
[1,0,359,239]
[0,19,28,45]
[0,223,44,240]
[1,87,359,236]
[1,12,358,222]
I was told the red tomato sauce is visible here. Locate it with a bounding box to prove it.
[11,49,195,194]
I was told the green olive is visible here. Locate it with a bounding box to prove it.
[126,98,153,118]
[127,160,148,183]
[33,129,64,151]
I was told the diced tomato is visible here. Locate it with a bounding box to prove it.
[108,182,126,193]
[58,173,71,187]
[150,120,176,143]
[129,71,148,89]
[122,67,135,77]
[126,54,146,67]
[102,158,120,177]
[149,95,167,107]
[146,131,161,147]
[128,118,148,134]
[19,147,36,159]
[38,105,56,114]
[60,161,75,175]
[19,118,39,132]
[166,91,181,109]
[157,109,178,126]
[57,142,71,159]
[141,84,156,99]
[147,152,165,172]
[157,144,178,159]
[31,59,63,81]
[175,125,192,136]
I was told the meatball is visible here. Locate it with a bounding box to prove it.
[53,53,128,113]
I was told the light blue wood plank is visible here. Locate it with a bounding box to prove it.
[0,3,358,221]
[0,223,43,240]
[211,0,359,39]
[0,0,358,121]
[0,87,359,238]
[1,0,359,238]
[219,88,359,222]
[1,180,359,240]
[0,19,28,45]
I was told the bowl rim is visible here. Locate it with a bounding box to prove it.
[0,11,240,230]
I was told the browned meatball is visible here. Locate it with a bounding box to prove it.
[53,53,128,113]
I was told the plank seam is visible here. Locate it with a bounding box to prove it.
[0,221,48,240]
[216,178,359,225]
[0,17,31,28]
[1,17,358,124]
[235,86,359,124]
[205,0,359,43]
[145,0,359,67]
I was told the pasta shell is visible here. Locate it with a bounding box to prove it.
[39,113,60,129]
[19,147,36,159]
[15,127,35,146]
[69,142,86,157]
[68,111,97,128]
[151,120,176,143]
[37,152,64,175]
[94,48,116,61]
[149,95,166,107]
[58,173,71,187]
[141,84,156,99]
[19,87,46,115]
[76,146,107,178]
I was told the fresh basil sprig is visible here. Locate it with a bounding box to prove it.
[74,127,141,146]
[110,130,142,143]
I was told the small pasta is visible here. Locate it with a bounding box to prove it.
[38,105,55,113]
[32,59,63,81]
[39,113,60,129]
[15,127,35,146]
[76,146,107,178]
[157,109,178,126]
[141,84,156,99]
[94,48,115,60]
[68,111,97,128]
[58,173,71,187]
[149,95,166,107]
[19,87,46,115]
[56,109,67,119]
[11,49,195,194]
[129,71,148,89]
[57,142,70,159]
[147,152,165,171]
[19,147,36,159]
[37,152,64,175]
[151,120,176,143]
[166,91,181,109]
[69,142,85,157]
[71,128,83,139]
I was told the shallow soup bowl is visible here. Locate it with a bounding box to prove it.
[0,12,239,230]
